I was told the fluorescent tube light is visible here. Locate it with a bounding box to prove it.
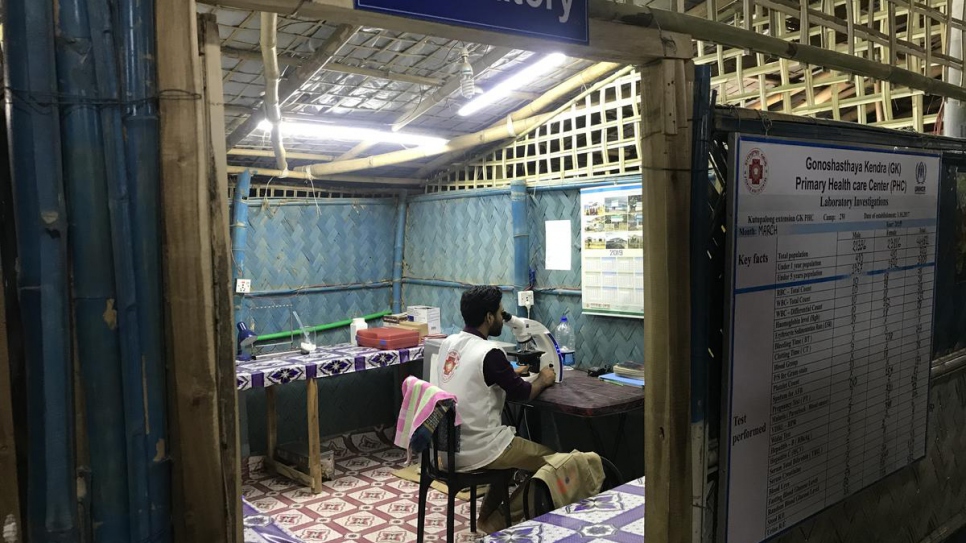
[458,53,567,117]
[257,120,448,147]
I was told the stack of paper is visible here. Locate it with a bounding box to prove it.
[600,373,644,388]
[614,361,645,380]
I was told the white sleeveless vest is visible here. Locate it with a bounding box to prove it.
[435,331,515,471]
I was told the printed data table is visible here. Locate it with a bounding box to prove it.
[722,136,940,543]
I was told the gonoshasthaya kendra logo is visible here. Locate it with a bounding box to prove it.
[743,148,768,194]
[441,350,460,383]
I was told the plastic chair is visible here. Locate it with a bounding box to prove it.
[521,455,624,520]
[416,408,514,542]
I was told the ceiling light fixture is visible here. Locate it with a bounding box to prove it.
[256,120,448,148]
[458,53,567,117]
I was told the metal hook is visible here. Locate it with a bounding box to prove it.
[757,110,773,135]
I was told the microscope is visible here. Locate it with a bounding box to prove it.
[501,312,564,378]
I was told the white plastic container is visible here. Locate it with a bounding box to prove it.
[554,316,576,367]
[349,317,368,346]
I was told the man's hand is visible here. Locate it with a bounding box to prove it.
[538,367,557,386]
[528,367,557,400]
[514,365,530,376]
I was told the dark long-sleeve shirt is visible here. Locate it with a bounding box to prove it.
[463,327,532,402]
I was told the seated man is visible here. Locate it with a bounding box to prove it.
[434,285,557,534]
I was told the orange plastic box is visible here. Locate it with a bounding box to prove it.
[356,327,420,350]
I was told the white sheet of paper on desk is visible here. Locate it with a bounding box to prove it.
[545,220,572,271]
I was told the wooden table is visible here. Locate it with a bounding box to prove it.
[509,371,644,460]
[236,343,422,493]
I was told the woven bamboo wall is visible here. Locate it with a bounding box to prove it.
[239,199,401,450]
[528,186,645,369]
[242,200,396,338]
[402,192,515,333]
[403,186,644,367]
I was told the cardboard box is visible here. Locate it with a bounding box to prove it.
[407,305,441,334]
[386,320,429,338]
[382,312,409,324]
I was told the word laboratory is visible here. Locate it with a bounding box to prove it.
[497,0,576,23]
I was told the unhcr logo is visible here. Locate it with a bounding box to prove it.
[915,161,927,194]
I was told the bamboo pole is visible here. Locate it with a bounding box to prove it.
[221,46,444,86]
[591,4,966,100]
[228,149,336,162]
[259,13,287,171]
[227,166,421,185]
[226,23,359,148]
[298,62,621,178]
[415,63,627,178]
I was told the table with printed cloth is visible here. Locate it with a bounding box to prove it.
[236,344,423,493]
[243,497,304,542]
[484,477,645,543]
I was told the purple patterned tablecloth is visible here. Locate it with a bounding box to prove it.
[243,497,304,542]
[236,343,424,391]
[484,477,645,543]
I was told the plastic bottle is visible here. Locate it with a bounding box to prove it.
[554,316,576,367]
[350,317,368,346]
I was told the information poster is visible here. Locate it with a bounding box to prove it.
[723,136,940,543]
[580,184,644,318]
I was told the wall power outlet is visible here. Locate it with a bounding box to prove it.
[518,291,534,307]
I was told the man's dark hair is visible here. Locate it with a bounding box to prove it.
[461,286,503,327]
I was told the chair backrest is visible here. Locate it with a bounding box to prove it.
[421,402,459,480]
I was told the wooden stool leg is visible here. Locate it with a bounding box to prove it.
[265,387,277,472]
[470,485,478,533]
[307,378,322,494]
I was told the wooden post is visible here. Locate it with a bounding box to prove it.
[0,259,20,542]
[265,387,277,471]
[156,0,232,541]
[201,14,243,541]
[641,59,693,543]
[306,379,323,493]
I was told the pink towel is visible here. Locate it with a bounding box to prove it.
[394,376,461,458]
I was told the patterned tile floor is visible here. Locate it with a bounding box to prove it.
[243,427,483,543]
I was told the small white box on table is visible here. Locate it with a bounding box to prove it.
[406,305,441,335]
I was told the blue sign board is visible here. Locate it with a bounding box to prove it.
[354,0,589,45]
